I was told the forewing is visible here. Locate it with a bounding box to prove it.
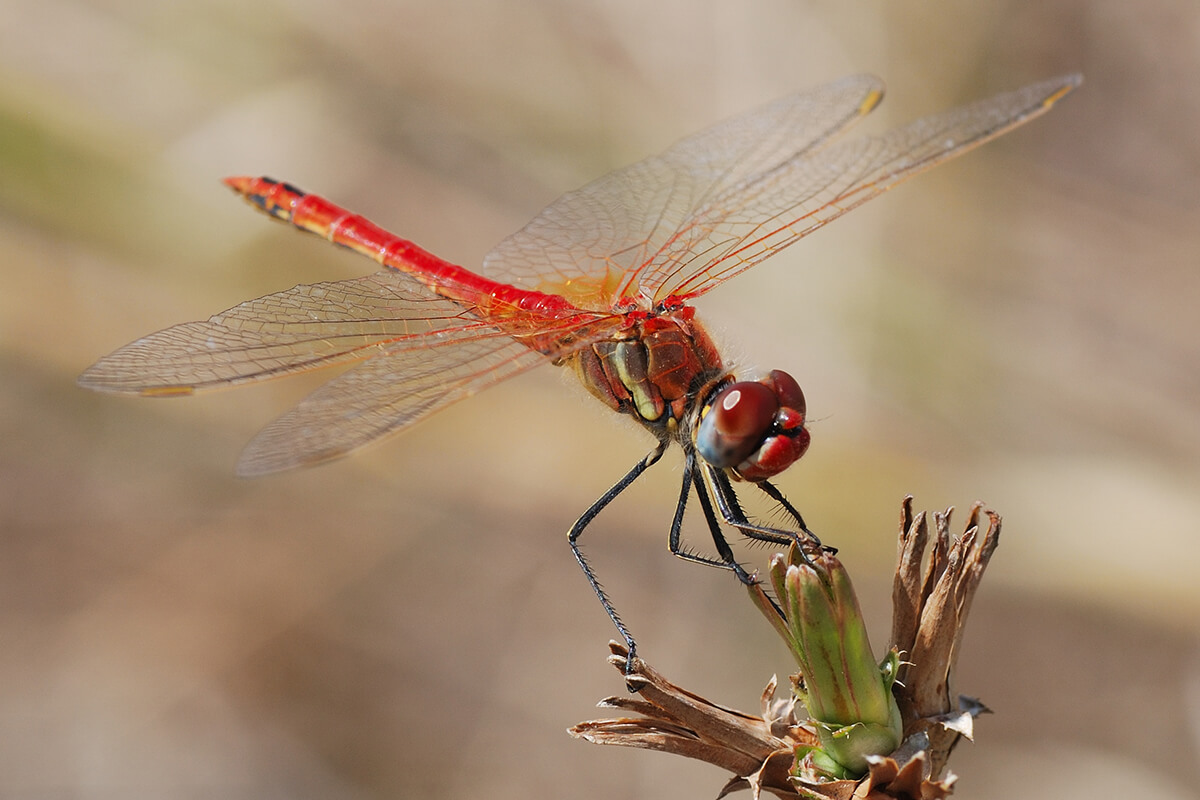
[79,269,589,474]
[79,270,533,394]
[649,74,1082,302]
[481,75,885,311]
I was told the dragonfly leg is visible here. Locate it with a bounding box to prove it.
[755,479,831,553]
[690,467,788,618]
[705,465,823,559]
[666,453,756,584]
[569,440,668,680]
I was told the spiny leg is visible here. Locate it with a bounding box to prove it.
[691,469,787,619]
[705,465,822,560]
[691,465,759,585]
[755,479,829,552]
[569,440,668,677]
[666,452,752,578]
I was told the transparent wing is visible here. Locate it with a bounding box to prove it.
[652,74,1081,302]
[483,74,1080,310]
[235,334,548,476]
[79,269,614,473]
[482,74,885,311]
[78,270,534,393]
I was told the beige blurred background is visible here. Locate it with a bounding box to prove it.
[2,1,1198,797]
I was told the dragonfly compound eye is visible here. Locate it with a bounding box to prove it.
[695,374,810,481]
[694,381,778,469]
[734,371,810,481]
[762,369,805,417]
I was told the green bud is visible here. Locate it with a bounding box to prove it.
[754,548,903,778]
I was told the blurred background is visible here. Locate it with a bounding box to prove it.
[2,0,1198,797]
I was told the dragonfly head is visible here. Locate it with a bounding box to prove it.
[693,369,810,481]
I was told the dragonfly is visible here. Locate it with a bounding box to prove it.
[80,73,1079,667]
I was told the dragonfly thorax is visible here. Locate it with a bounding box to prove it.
[569,311,726,435]
[568,312,810,482]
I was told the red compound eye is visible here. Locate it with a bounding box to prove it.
[694,372,810,480]
[694,381,778,468]
[764,369,805,418]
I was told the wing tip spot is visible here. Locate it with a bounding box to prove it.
[1042,75,1083,109]
[859,88,885,117]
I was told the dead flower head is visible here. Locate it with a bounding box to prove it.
[570,497,1000,799]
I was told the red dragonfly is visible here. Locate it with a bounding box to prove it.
[80,74,1079,664]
